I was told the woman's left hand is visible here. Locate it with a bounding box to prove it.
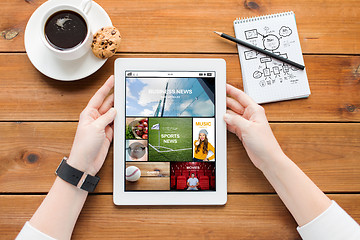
[67,75,117,176]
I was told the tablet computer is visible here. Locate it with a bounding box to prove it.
[113,58,227,205]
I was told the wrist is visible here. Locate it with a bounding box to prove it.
[67,156,97,176]
[55,176,88,196]
[259,151,290,174]
[55,157,100,192]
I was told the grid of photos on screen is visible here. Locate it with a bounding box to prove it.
[125,73,216,191]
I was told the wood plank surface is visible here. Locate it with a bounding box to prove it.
[1,194,359,240]
[1,122,359,193]
[0,0,359,54]
[0,54,359,122]
[1,0,359,239]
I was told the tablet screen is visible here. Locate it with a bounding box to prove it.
[125,71,216,191]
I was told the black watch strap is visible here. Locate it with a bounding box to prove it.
[55,157,100,192]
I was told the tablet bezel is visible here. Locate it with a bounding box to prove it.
[114,58,227,205]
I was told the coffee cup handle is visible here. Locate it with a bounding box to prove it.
[80,0,93,14]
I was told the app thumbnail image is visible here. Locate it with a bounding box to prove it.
[126,118,148,139]
[126,77,215,117]
[126,139,148,161]
[170,162,215,191]
[193,118,215,162]
[125,162,170,191]
[148,118,192,162]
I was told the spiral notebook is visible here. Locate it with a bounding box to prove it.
[233,11,310,104]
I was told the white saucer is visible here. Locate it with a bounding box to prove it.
[24,0,112,81]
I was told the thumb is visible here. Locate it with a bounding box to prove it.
[96,108,117,129]
[223,112,249,132]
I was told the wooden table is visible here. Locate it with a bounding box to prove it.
[1,0,359,239]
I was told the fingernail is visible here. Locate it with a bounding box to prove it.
[109,108,116,114]
[223,113,229,121]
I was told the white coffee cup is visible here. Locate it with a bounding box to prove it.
[40,0,93,61]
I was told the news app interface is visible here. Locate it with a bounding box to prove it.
[125,71,216,191]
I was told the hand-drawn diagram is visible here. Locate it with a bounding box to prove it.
[243,26,299,87]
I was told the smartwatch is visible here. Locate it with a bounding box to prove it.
[55,157,100,192]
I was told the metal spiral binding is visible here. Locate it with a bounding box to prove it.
[234,11,293,24]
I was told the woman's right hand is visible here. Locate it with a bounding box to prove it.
[223,84,284,171]
[224,84,335,228]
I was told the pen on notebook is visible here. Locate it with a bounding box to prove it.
[213,31,305,70]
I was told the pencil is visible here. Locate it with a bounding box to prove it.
[214,31,305,70]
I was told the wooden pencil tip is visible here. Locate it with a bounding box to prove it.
[213,31,222,35]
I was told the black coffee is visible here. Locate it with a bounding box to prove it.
[45,10,87,50]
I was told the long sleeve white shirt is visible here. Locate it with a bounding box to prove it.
[16,200,360,240]
[297,201,360,239]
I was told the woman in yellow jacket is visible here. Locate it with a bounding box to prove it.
[193,129,215,162]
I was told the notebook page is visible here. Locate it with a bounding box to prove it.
[234,12,310,104]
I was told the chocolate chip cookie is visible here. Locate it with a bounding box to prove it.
[91,26,121,59]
